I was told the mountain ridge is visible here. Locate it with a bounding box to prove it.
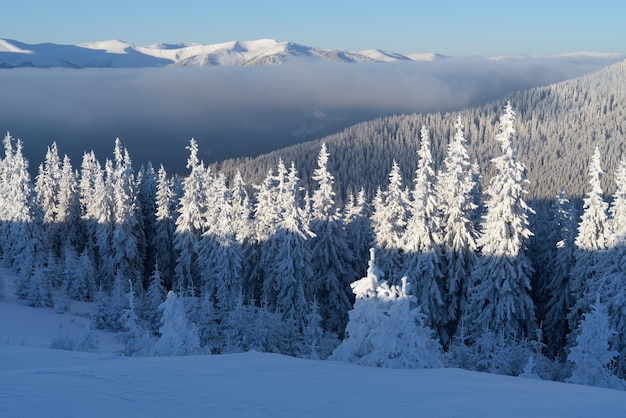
[1,37,623,69]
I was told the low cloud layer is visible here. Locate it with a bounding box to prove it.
[0,56,620,174]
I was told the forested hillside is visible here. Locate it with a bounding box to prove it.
[214,59,626,202]
[2,60,626,392]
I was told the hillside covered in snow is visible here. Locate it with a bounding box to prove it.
[1,268,625,418]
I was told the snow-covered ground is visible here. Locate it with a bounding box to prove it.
[1,268,625,417]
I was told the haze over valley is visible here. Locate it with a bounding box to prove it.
[0,37,622,174]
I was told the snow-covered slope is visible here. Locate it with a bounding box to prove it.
[2,346,626,417]
[1,267,625,417]
[0,39,171,68]
[0,38,433,68]
[9,38,621,69]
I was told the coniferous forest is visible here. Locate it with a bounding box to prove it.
[2,62,626,391]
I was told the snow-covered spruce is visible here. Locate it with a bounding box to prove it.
[465,103,536,340]
[154,291,200,356]
[331,248,443,369]
[567,296,625,390]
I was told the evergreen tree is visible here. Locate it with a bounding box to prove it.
[56,155,82,252]
[596,159,626,377]
[78,151,103,268]
[466,103,536,339]
[91,286,110,330]
[196,173,242,317]
[436,117,479,336]
[173,139,207,295]
[138,162,158,280]
[331,249,443,369]
[230,170,254,244]
[0,133,44,292]
[68,249,96,302]
[543,191,577,356]
[344,188,373,279]
[371,161,408,281]
[567,296,625,390]
[310,143,355,335]
[193,291,220,353]
[110,139,144,291]
[27,265,54,308]
[154,291,201,356]
[152,165,175,287]
[94,159,115,289]
[254,167,280,243]
[303,298,325,359]
[608,158,626,247]
[568,147,610,337]
[403,125,445,340]
[119,280,151,357]
[107,271,130,331]
[34,142,61,254]
[145,263,167,333]
[260,161,313,329]
[230,170,256,300]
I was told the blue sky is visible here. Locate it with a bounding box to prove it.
[3,0,625,55]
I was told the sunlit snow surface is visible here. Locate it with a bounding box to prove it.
[1,267,625,417]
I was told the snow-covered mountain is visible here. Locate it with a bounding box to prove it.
[2,37,623,69]
[0,38,448,68]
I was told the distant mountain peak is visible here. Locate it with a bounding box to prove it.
[77,40,133,54]
[0,39,33,54]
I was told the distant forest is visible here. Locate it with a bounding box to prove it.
[215,60,626,203]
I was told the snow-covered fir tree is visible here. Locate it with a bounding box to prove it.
[78,151,103,272]
[344,188,373,279]
[196,173,242,317]
[331,248,443,369]
[152,165,175,287]
[260,161,313,330]
[94,159,115,289]
[230,170,256,300]
[137,162,158,281]
[436,117,479,339]
[402,125,445,341]
[34,142,62,255]
[608,158,626,247]
[145,263,167,333]
[56,155,82,252]
[110,139,144,292]
[0,133,44,294]
[154,291,200,356]
[371,161,408,281]
[309,143,355,336]
[27,264,54,308]
[191,290,220,354]
[542,191,577,356]
[466,103,536,339]
[597,159,626,377]
[303,298,325,360]
[567,296,625,390]
[173,139,207,295]
[568,147,611,338]
[118,280,151,357]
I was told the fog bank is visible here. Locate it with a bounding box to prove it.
[0,56,619,174]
